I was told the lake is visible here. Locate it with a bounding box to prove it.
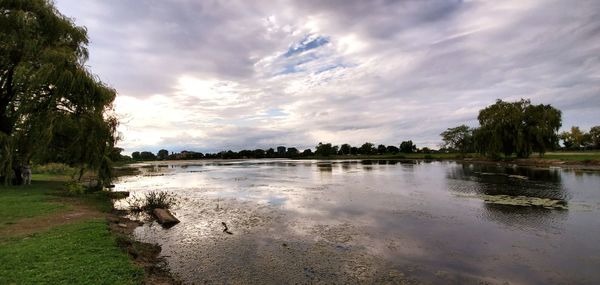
[115,160,600,284]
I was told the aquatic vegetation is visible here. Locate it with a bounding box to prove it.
[480,194,567,209]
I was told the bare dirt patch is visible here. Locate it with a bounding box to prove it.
[0,200,103,238]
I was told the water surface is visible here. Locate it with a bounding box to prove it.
[115,160,600,284]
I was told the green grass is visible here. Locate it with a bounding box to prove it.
[0,220,143,285]
[0,181,68,228]
[540,151,600,161]
[0,175,144,284]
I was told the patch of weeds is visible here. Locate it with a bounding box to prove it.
[128,191,178,213]
[31,163,76,175]
[64,180,85,195]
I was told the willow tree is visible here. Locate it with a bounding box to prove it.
[474,99,561,158]
[0,0,118,185]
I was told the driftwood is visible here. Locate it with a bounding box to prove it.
[152,208,180,226]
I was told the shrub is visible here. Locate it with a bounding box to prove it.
[64,181,85,195]
[32,163,76,175]
[128,191,178,213]
[424,154,433,160]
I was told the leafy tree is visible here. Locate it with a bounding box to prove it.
[359,142,375,155]
[139,151,156,160]
[377,144,387,154]
[302,149,313,156]
[0,0,118,184]
[339,144,351,155]
[315,142,337,156]
[440,125,473,154]
[266,148,275,157]
[523,104,562,155]
[157,149,169,160]
[560,126,587,149]
[400,140,416,153]
[475,99,561,158]
[286,147,299,157]
[386,145,399,154]
[131,151,141,160]
[590,126,600,149]
[350,147,359,155]
[253,149,265,158]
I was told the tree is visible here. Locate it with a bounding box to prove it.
[302,149,313,156]
[400,141,416,153]
[475,99,561,158]
[523,104,562,155]
[157,149,169,160]
[560,126,587,150]
[315,142,337,156]
[140,151,156,160]
[339,144,351,155]
[440,125,473,154]
[286,147,299,157]
[131,152,141,160]
[253,149,265,158]
[377,144,387,154]
[386,145,399,154]
[266,148,275,157]
[590,126,600,149]
[359,142,375,155]
[0,0,118,185]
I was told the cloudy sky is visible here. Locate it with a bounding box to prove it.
[55,0,600,153]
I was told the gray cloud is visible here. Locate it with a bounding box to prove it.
[56,0,600,153]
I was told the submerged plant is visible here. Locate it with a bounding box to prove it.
[128,191,178,213]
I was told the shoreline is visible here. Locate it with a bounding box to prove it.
[120,156,600,171]
[107,210,181,284]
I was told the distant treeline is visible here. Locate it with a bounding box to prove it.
[124,140,431,161]
[117,99,599,162]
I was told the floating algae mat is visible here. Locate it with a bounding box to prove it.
[480,194,568,209]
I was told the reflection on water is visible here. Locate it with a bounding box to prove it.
[116,160,600,284]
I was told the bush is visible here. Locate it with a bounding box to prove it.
[424,154,433,160]
[32,163,76,175]
[128,191,177,213]
[64,181,85,195]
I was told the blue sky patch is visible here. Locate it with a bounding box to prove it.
[284,35,330,57]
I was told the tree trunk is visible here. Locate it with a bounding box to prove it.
[12,165,23,185]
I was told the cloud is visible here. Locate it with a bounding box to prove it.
[55,0,600,153]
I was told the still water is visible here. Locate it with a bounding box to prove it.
[115,160,600,284]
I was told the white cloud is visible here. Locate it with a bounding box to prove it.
[56,0,600,153]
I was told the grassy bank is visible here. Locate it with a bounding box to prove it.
[0,176,144,284]
[0,221,143,284]
[539,151,600,161]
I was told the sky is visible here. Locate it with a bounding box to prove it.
[55,0,600,154]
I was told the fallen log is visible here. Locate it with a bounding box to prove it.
[152,208,180,226]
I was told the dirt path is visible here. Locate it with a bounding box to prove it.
[0,199,104,238]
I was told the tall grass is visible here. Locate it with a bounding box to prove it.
[128,191,178,213]
[31,163,76,175]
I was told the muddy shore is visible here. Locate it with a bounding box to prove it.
[107,211,181,284]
